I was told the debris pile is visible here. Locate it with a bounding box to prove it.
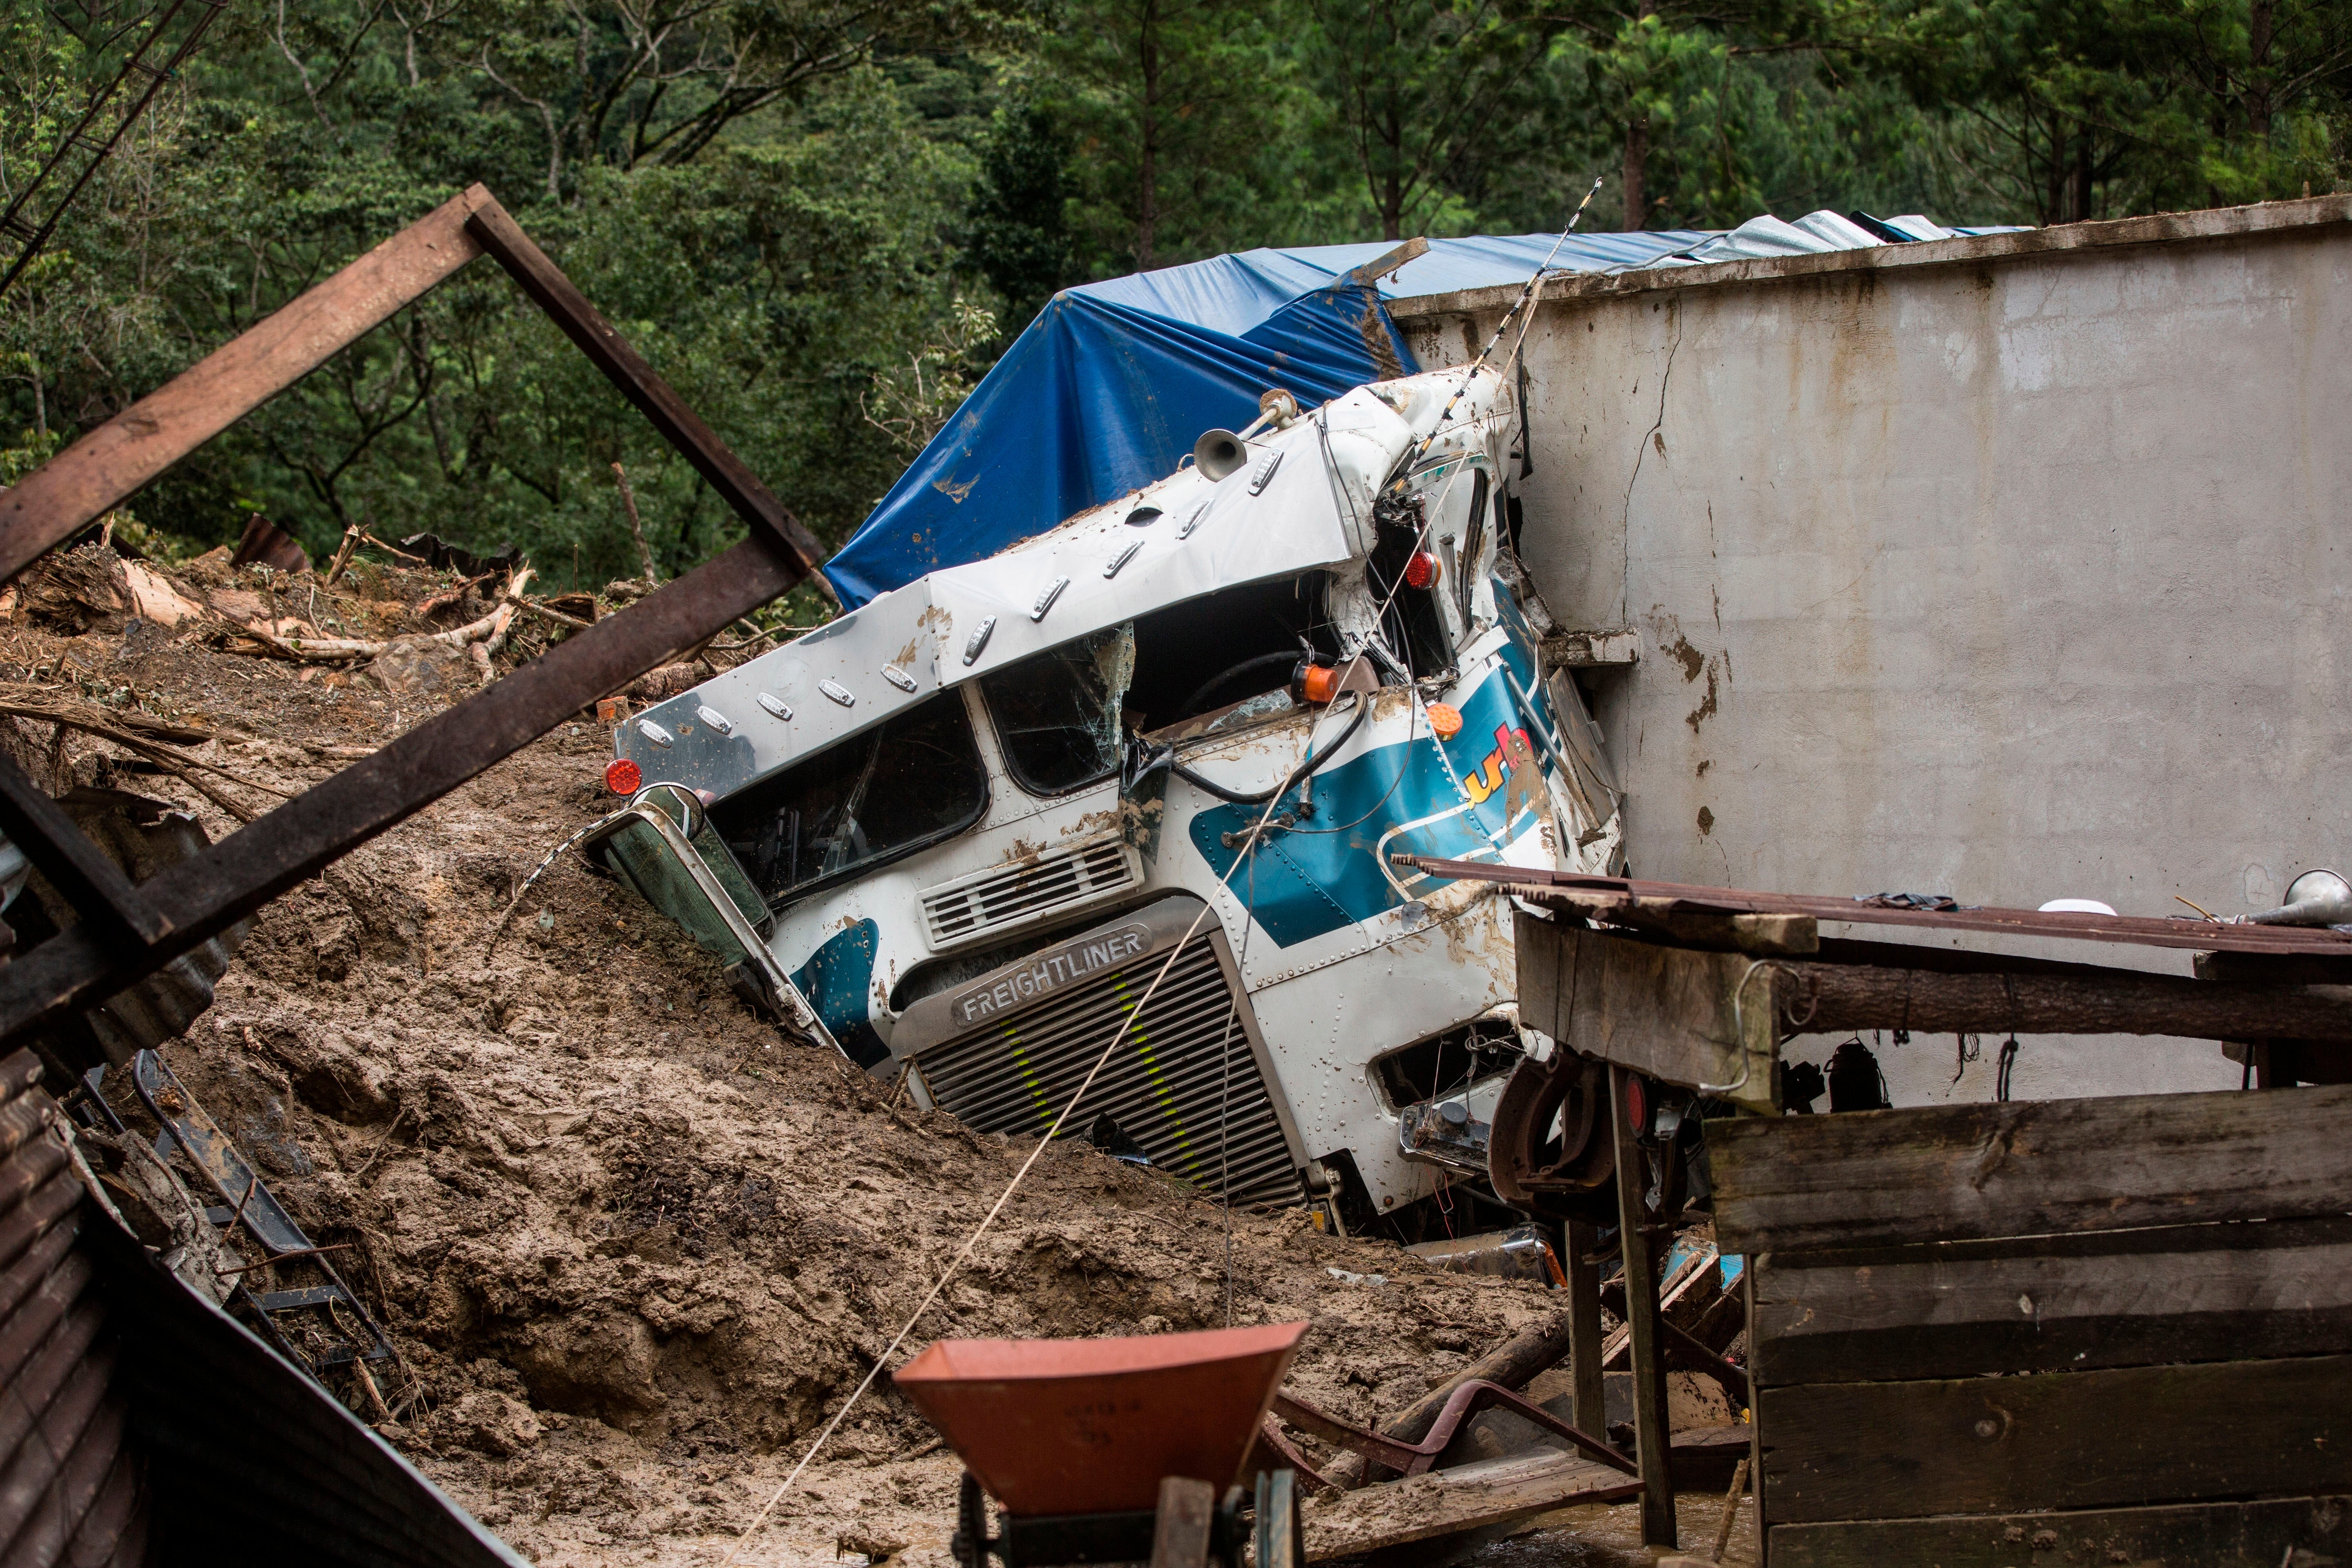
[5,541,1638,1564]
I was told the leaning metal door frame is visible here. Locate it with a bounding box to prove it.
[0,183,828,1054]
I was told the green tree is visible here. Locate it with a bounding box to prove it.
[1044,0,1304,268]
[1300,0,1563,239]
[968,99,1078,329]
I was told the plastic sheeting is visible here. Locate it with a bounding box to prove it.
[821,232,1705,607]
[1661,209,1985,265]
[817,217,2025,606]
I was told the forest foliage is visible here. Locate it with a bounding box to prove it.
[0,0,2345,588]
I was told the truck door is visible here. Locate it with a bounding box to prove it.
[581,784,840,1055]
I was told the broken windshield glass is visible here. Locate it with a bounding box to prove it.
[978,623,1136,795]
[711,692,989,906]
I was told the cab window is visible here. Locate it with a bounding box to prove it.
[711,692,988,906]
[979,624,1134,796]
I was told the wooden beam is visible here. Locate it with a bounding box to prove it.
[1541,891,1818,955]
[1611,1064,1677,1549]
[1301,1448,1642,1561]
[1517,916,1780,1111]
[1343,236,1429,285]
[1768,1495,2352,1568]
[1149,1477,1214,1568]
[1706,1083,2352,1254]
[1780,957,2352,1041]
[1749,1214,2352,1386]
[1758,1354,2352,1524]
[0,186,492,588]
[1564,1219,1607,1441]
[1599,1279,1749,1407]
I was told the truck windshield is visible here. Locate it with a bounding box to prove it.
[978,624,1134,795]
[710,692,989,906]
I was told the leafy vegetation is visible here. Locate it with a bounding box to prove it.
[0,0,2344,586]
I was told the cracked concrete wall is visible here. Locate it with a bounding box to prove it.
[1396,214,2351,1105]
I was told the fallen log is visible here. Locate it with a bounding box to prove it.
[1781,958,2352,1041]
[1321,1310,1577,1489]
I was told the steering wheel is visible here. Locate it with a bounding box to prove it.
[1176,652,1300,720]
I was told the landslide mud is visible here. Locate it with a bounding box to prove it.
[10,549,1575,1566]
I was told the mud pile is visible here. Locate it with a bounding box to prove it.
[8,546,1608,1565]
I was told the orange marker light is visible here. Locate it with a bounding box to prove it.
[1299,663,1339,704]
[1426,702,1463,739]
[605,757,642,794]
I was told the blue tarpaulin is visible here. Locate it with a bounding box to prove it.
[821,231,1707,607]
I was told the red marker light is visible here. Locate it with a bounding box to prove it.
[605,757,641,795]
[1403,550,1439,589]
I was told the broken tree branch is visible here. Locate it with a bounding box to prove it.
[414,570,494,616]
[227,566,534,664]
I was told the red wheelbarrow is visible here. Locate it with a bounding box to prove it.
[893,1322,1311,1568]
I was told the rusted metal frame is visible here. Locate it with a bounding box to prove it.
[0,751,166,944]
[461,202,831,583]
[0,540,799,1046]
[0,187,821,1048]
[1564,1219,1608,1439]
[1391,853,2352,958]
[1271,1380,1634,1482]
[0,184,494,586]
[1250,1414,1331,1491]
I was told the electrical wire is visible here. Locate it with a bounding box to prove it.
[1387,176,1604,494]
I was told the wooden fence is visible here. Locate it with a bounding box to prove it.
[1710,1085,2352,1565]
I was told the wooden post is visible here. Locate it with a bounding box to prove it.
[1565,1217,1608,1440]
[1149,1476,1214,1568]
[1611,1063,1677,1547]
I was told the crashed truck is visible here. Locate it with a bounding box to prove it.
[588,364,1623,1234]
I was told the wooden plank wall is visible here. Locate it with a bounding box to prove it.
[1708,1087,2352,1567]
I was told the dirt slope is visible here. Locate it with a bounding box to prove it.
[7,546,1613,1566]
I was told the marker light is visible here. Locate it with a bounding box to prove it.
[1426,702,1463,739]
[1298,662,1339,705]
[1403,550,1440,589]
[605,757,641,794]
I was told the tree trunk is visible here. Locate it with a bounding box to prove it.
[1622,114,1648,231]
[2250,0,2276,136]
[1136,0,1160,270]
[2072,129,2093,222]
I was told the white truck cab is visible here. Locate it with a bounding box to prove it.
[589,365,1622,1233]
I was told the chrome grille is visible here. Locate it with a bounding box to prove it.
[914,938,1300,1207]
[921,837,1139,949]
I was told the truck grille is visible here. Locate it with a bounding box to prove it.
[914,936,1300,1207]
[921,837,1139,949]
